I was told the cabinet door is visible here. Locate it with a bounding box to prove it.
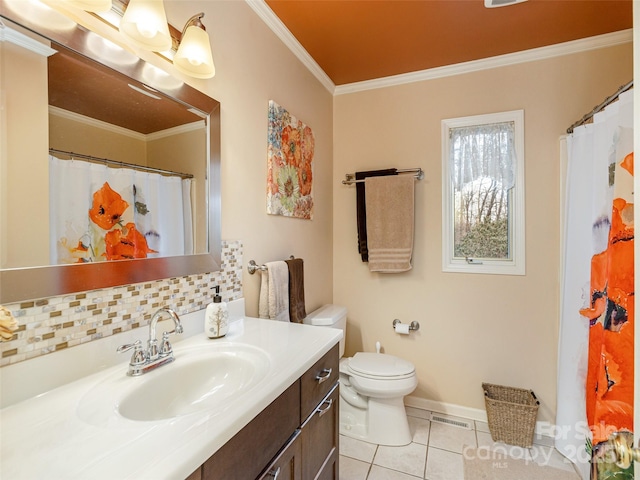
[301,383,339,480]
[257,430,302,480]
[300,345,339,421]
[201,381,301,480]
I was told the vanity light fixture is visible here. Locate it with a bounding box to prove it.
[62,0,113,13]
[173,13,215,79]
[119,0,172,52]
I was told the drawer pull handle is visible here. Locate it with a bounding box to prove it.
[267,466,281,479]
[315,368,332,384]
[317,398,333,417]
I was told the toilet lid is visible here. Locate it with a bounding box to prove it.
[348,352,415,378]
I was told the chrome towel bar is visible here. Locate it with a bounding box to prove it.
[247,256,295,275]
[342,168,424,185]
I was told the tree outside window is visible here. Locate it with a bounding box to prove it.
[442,111,525,275]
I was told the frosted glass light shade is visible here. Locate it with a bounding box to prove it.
[174,25,215,79]
[62,0,112,12]
[119,0,171,52]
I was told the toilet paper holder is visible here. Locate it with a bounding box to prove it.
[392,319,420,332]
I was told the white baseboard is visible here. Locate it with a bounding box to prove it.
[404,395,488,423]
[404,395,555,441]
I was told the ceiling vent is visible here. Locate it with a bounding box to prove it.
[484,0,527,7]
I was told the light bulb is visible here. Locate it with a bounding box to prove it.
[119,0,171,52]
[174,22,215,79]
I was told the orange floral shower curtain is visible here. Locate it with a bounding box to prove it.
[557,89,634,480]
[581,151,634,479]
[49,156,193,264]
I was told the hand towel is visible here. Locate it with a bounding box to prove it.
[258,270,270,319]
[355,169,398,262]
[285,258,306,323]
[365,175,415,272]
[266,261,290,322]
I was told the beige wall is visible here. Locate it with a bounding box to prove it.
[49,112,147,163]
[2,1,631,424]
[0,41,50,268]
[148,128,208,252]
[333,43,633,423]
[1,2,334,304]
[163,1,335,315]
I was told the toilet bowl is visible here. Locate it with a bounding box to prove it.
[304,305,417,446]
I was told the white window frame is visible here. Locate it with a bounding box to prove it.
[441,110,525,275]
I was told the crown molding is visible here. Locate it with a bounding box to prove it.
[245,0,336,94]
[49,106,204,141]
[334,29,632,95]
[49,106,147,141]
[245,1,631,98]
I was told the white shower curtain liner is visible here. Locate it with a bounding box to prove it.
[49,155,193,264]
[556,90,633,479]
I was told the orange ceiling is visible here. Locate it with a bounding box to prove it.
[264,0,633,85]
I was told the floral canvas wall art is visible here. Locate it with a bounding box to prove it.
[267,100,314,219]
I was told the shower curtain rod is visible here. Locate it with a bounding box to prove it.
[566,80,633,134]
[49,148,194,179]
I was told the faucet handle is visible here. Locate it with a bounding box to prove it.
[159,332,173,357]
[117,340,145,366]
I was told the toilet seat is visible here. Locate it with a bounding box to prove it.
[347,352,415,380]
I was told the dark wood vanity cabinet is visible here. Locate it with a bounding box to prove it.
[196,344,339,480]
[257,430,302,480]
[300,383,339,479]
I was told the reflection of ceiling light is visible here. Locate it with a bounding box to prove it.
[484,0,527,7]
[86,32,138,66]
[142,63,184,91]
[119,0,171,52]
[127,83,162,99]
[5,0,77,31]
[174,13,215,79]
[60,0,112,13]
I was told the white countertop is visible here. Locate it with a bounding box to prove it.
[0,305,342,479]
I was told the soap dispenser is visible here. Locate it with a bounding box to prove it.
[205,286,229,338]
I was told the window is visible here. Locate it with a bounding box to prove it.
[441,110,525,275]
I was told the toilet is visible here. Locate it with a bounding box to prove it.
[304,305,418,446]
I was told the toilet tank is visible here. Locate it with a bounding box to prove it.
[304,304,347,358]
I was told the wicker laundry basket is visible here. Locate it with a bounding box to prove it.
[482,382,540,448]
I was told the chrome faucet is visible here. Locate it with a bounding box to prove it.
[117,307,183,376]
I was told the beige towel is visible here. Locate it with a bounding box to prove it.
[258,261,290,321]
[364,175,415,272]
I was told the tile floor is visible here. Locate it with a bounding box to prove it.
[338,407,580,480]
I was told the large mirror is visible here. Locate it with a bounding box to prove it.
[0,9,221,303]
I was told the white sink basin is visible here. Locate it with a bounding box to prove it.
[77,343,270,424]
[119,345,270,421]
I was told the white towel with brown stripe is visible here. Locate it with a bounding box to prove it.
[364,175,415,272]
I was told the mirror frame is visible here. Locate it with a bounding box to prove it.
[0,13,221,304]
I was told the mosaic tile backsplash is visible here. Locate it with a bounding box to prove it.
[0,240,244,367]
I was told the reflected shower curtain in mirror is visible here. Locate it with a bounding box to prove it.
[49,156,193,264]
[556,90,634,480]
